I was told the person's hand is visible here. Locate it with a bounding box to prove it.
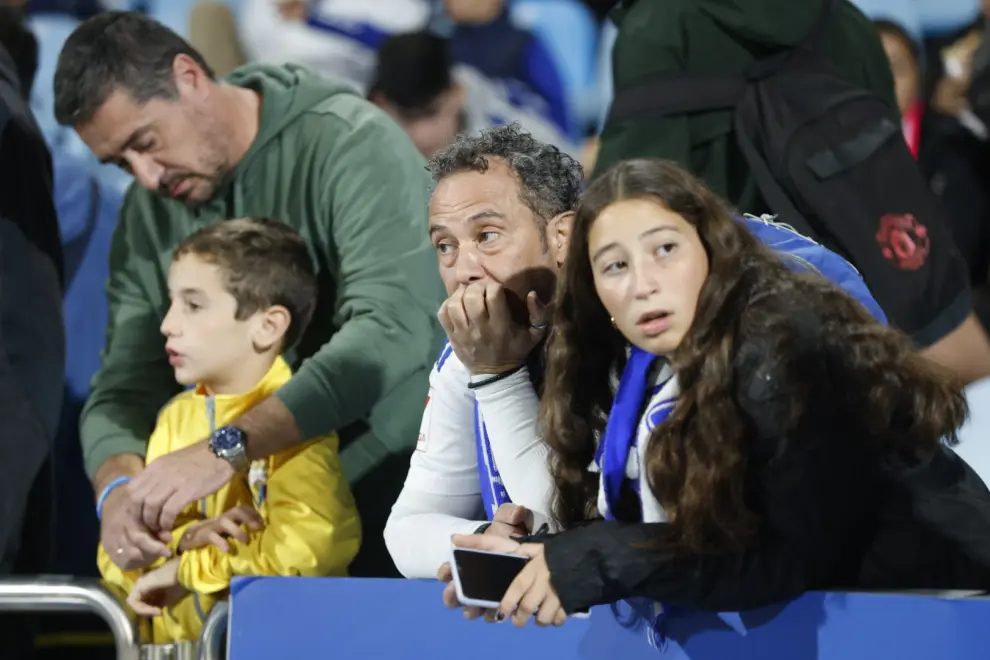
[126,558,188,617]
[100,483,172,571]
[437,505,528,621]
[438,282,550,375]
[128,440,236,533]
[178,506,264,553]
[451,534,566,628]
[488,503,528,538]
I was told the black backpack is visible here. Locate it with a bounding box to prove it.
[604,0,968,343]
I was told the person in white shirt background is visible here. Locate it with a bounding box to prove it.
[238,0,430,93]
[383,123,582,580]
[367,30,577,160]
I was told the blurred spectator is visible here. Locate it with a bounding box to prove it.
[369,30,576,157]
[442,0,575,146]
[368,31,463,158]
[0,5,65,658]
[237,0,430,92]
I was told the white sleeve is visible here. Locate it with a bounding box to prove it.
[471,367,555,529]
[384,350,487,579]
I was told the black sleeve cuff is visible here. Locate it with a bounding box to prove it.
[541,522,661,613]
[910,288,971,348]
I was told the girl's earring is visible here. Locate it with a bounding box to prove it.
[610,317,616,327]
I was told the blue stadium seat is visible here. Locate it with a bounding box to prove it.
[850,0,923,41]
[27,12,79,145]
[510,0,599,129]
[916,0,981,37]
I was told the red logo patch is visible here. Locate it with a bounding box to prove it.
[876,213,930,271]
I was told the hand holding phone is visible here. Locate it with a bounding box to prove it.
[449,547,530,610]
[447,545,591,619]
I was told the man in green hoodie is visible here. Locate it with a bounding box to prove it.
[53,11,445,577]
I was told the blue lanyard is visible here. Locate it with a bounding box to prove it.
[200,396,216,517]
[474,403,510,519]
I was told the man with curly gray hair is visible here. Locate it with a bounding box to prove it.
[384,123,582,586]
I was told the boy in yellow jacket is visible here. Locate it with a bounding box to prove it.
[97,218,361,643]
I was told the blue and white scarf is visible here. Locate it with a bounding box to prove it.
[594,345,681,649]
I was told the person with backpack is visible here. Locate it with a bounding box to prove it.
[596,0,990,385]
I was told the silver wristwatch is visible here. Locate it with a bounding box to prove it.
[208,425,251,473]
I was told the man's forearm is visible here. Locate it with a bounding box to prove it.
[237,395,303,461]
[92,453,145,502]
[921,312,990,385]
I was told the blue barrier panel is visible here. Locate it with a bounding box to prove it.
[228,577,990,659]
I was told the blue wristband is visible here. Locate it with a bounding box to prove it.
[96,476,132,521]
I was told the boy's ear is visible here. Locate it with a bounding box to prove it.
[252,305,291,352]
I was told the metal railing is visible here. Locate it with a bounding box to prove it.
[198,601,228,660]
[0,576,139,660]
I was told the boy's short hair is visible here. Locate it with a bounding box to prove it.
[174,218,317,348]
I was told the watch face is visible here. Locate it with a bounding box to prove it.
[212,426,244,451]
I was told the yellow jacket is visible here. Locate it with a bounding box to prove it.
[98,357,361,643]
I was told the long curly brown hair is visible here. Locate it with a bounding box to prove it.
[542,159,967,555]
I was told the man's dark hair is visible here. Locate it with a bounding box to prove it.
[428,122,584,224]
[368,31,453,119]
[173,218,317,349]
[53,11,215,127]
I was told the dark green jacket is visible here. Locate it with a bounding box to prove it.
[80,63,445,485]
[595,0,897,212]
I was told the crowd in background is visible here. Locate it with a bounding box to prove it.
[3,0,990,657]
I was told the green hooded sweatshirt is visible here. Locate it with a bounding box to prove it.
[80,63,445,487]
[595,0,897,211]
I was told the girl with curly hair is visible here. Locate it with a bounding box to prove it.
[451,159,990,628]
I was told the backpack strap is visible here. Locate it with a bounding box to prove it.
[604,0,836,124]
[732,102,819,240]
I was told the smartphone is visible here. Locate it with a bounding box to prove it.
[449,547,531,609]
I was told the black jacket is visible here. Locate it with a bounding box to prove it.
[0,43,64,566]
[537,293,990,613]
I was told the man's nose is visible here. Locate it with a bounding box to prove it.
[127,153,165,191]
[453,248,486,285]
